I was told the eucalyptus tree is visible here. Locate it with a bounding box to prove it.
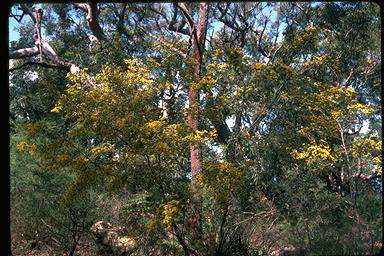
[9,2,381,255]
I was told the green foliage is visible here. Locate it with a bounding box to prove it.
[10,2,381,255]
[11,127,99,255]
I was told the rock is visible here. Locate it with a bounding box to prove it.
[91,221,136,255]
[270,245,305,256]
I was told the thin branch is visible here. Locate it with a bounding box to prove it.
[177,3,194,33]
[351,172,379,181]
[119,3,127,21]
[10,43,98,88]
[216,201,229,254]
[177,2,207,60]
[168,3,189,35]
[292,2,312,23]
[337,120,353,197]
[148,4,169,22]
[271,43,283,63]
[33,8,43,62]
[217,2,229,20]
[177,2,200,53]
[19,4,36,23]
[258,20,270,58]
[342,68,354,87]
[10,12,25,23]
[135,20,187,59]
[217,13,243,32]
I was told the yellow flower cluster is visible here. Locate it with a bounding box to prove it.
[373,157,381,164]
[51,104,62,113]
[352,136,382,174]
[146,120,164,129]
[305,25,317,31]
[303,55,329,67]
[91,143,115,155]
[183,129,217,143]
[16,141,28,151]
[291,149,309,160]
[308,145,335,161]
[330,110,342,120]
[163,124,183,137]
[199,161,242,193]
[352,135,382,156]
[347,102,374,114]
[16,141,38,155]
[291,145,335,164]
[161,200,180,226]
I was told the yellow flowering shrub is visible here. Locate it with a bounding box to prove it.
[198,160,243,203]
[292,145,336,165]
[160,200,180,226]
[182,129,217,143]
[351,135,382,174]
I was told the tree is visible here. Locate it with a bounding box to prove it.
[9,2,381,255]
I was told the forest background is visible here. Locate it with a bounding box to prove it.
[8,2,382,256]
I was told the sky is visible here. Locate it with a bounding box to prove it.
[9,4,43,44]
[9,16,20,43]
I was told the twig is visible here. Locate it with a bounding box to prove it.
[134,19,187,59]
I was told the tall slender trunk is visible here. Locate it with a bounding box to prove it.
[179,2,209,191]
[177,3,209,254]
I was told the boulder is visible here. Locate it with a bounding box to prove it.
[270,245,305,256]
[90,221,136,255]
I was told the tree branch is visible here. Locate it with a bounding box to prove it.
[74,3,106,41]
[19,4,36,23]
[257,20,270,58]
[177,2,207,60]
[10,12,25,23]
[351,172,380,181]
[119,3,127,21]
[135,20,187,59]
[9,46,40,59]
[10,4,99,89]
[168,3,189,35]
[341,68,354,87]
[177,3,194,33]
[9,61,70,72]
[73,3,87,11]
[147,4,190,36]
[249,83,285,134]
[217,4,244,32]
[217,2,229,20]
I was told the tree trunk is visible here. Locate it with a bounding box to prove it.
[177,4,209,254]
[178,2,209,191]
